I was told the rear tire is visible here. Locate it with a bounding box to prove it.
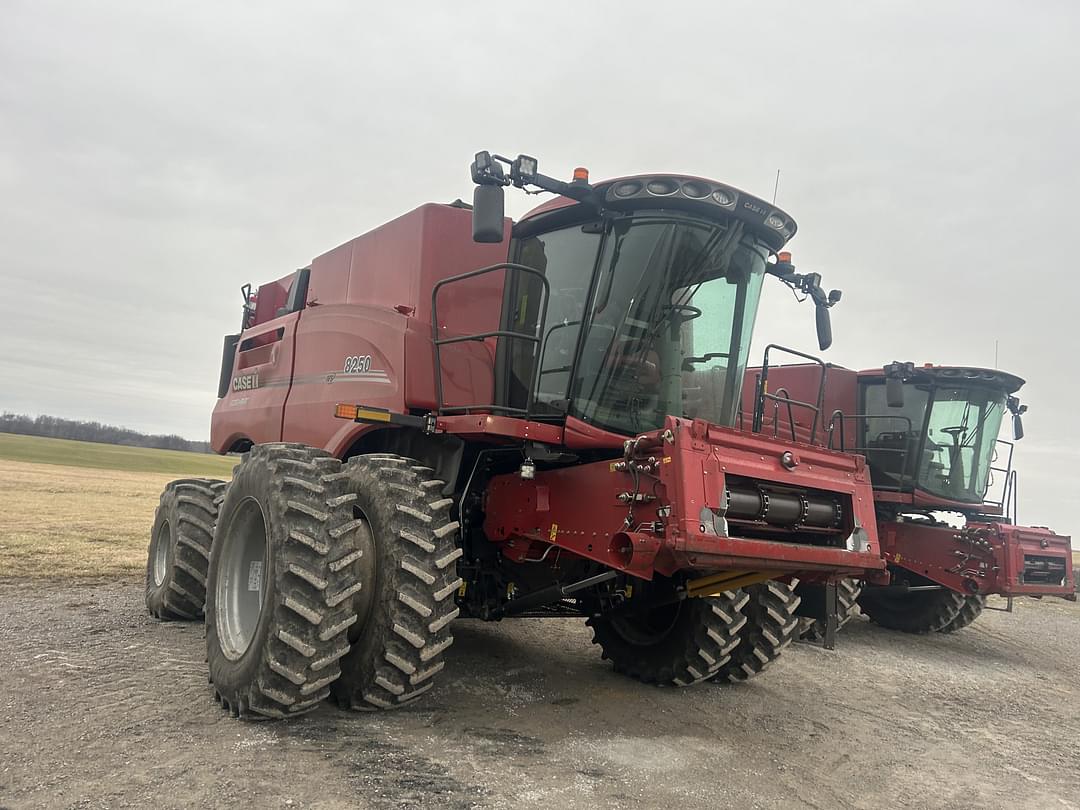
[797,578,863,641]
[712,580,800,682]
[145,478,226,620]
[205,444,365,719]
[857,586,966,634]
[330,454,463,711]
[939,595,986,632]
[587,587,748,686]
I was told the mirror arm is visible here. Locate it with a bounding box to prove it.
[767,261,840,351]
[767,265,840,309]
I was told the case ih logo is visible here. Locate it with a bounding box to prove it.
[232,372,260,392]
[742,199,767,216]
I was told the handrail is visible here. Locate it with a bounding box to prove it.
[751,344,828,444]
[767,388,800,442]
[431,263,551,417]
[826,412,914,450]
[536,318,582,379]
[983,438,1016,516]
[827,409,846,451]
[825,412,915,492]
[1009,469,1018,524]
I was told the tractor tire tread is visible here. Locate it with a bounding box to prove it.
[206,443,365,720]
[939,594,986,632]
[331,454,460,711]
[798,578,863,641]
[145,478,226,621]
[858,585,967,634]
[712,580,801,683]
[587,590,749,687]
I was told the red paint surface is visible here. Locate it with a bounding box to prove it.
[212,204,508,453]
[880,520,1073,597]
[484,416,885,581]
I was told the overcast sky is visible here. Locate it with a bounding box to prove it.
[2,1,1077,538]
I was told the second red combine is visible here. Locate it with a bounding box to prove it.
[742,357,1073,640]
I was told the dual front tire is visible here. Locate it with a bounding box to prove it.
[329,455,462,711]
[182,446,461,720]
[204,444,365,718]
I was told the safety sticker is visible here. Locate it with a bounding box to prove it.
[248,561,263,592]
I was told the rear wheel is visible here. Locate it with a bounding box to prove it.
[797,578,863,641]
[330,454,463,711]
[857,586,966,634]
[712,580,800,682]
[939,595,986,632]
[205,443,365,719]
[587,585,748,686]
[145,478,226,620]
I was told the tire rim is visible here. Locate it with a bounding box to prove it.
[348,509,378,641]
[152,521,170,587]
[215,497,269,660]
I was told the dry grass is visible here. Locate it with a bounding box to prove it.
[0,459,217,579]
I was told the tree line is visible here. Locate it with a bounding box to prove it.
[0,413,213,454]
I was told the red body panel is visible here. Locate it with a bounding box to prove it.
[484,416,886,581]
[284,304,406,448]
[212,204,508,454]
[211,311,299,450]
[879,521,1073,597]
[990,523,1074,597]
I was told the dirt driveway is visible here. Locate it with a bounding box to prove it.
[0,580,1077,809]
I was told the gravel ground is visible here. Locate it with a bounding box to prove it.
[0,581,1077,810]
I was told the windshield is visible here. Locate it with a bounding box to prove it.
[513,212,769,434]
[860,381,1007,503]
[921,385,1006,502]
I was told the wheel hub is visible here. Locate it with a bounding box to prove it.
[152,521,170,587]
[215,497,269,660]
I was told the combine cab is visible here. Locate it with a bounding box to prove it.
[742,360,1073,637]
[146,152,886,720]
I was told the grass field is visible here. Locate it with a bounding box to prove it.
[0,434,235,579]
[0,433,235,477]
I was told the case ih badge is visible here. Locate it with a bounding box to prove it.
[231,371,259,391]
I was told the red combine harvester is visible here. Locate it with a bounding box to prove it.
[741,358,1074,638]
[145,152,886,720]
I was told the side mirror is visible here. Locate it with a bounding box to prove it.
[815,304,832,351]
[886,376,905,408]
[472,184,505,243]
[1013,413,1024,441]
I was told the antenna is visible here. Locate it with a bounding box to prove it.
[772,169,781,204]
[994,339,999,369]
